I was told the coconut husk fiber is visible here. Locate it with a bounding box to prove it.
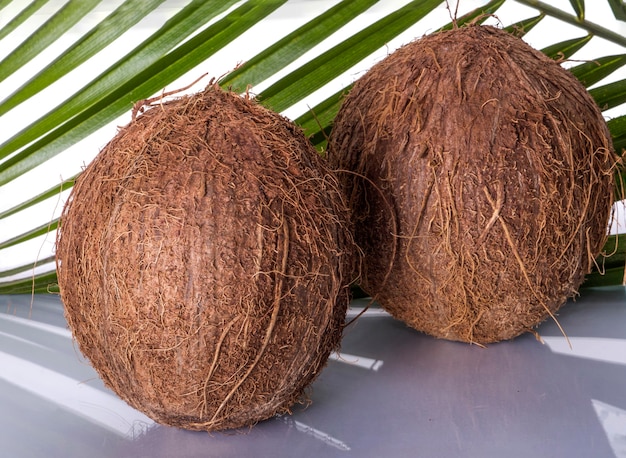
[55,84,356,431]
[328,25,618,344]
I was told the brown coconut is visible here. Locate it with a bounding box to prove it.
[327,25,618,344]
[55,84,355,431]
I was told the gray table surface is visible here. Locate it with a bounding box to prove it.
[0,288,624,458]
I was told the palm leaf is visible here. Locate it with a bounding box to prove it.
[515,0,626,47]
[0,255,55,279]
[0,0,241,165]
[541,35,591,60]
[220,0,381,92]
[0,174,76,220]
[1,0,626,293]
[589,78,626,112]
[0,0,48,42]
[0,220,58,250]
[503,13,545,37]
[0,271,58,295]
[0,0,102,83]
[0,0,281,186]
[0,0,445,292]
[570,54,626,87]
[608,0,626,21]
[0,0,168,116]
[256,0,443,112]
[568,0,585,20]
[609,115,626,153]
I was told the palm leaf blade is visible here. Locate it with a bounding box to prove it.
[257,0,442,112]
[589,78,626,111]
[608,114,626,152]
[0,271,58,295]
[0,219,58,250]
[503,13,545,37]
[608,0,626,22]
[0,255,55,279]
[569,0,585,20]
[0,0,101,83]
[296,87,347,139]
[221,0,380,92]
[0,0,12,13]
[570,54,626,88]
[0,174,76,220]
[0,0,286,187]
[541,34,592,60]
[0,0,167,116]
[0,0,240,164]
[0,0,49,42]
[2,0,626,293]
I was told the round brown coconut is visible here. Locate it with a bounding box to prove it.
[327,25,618,344]
[56,84,356,431]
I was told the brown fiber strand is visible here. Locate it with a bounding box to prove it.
[483,186,571,348]
[208,220,289,426]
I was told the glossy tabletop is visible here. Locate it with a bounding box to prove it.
[0,287,625,457]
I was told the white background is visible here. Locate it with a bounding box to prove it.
[0,0,625,279]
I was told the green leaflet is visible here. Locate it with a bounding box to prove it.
[608,0,626,22]
[611,115,626,200]
[0,0,12,13]
[221,0,381,93]
[0,0,168,116]
[0,220,58,250]
[0,272,58,295]
[570,54,626,88]
[0,0,101,84]
[609,115,626,153]
[0,0,240,165]
[0,174,76,220]
[503,13,545,37]
[568,0,585,20]
[257,0,443,113]
[0,1,286,187]
[541,34,592,60]
[0,0,49,42]
[515,0,626,48]
[296,86,348,150]
[590,78,626,111]
[0,256,55,280]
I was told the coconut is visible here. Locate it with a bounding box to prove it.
[327,25,617,344]
[55,84,355,431]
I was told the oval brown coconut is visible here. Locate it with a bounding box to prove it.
[328,25,618,344]
[56,84,356,431]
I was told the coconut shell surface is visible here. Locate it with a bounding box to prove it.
[56,85,355,431]
[328,25,617,344]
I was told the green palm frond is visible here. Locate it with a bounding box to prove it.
[541,34,592,59]
[1,0,625,295]
[568,0,584,20]
[0,0,48,42]
[608,0,626,22]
